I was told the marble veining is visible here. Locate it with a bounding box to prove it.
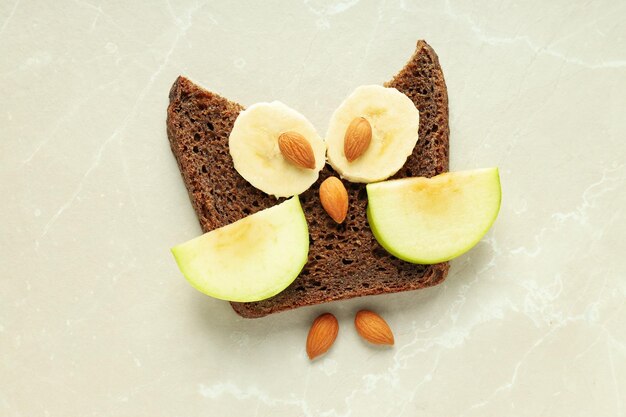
[1,0,625,416]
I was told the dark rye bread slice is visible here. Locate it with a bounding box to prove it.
[167,40,450,318]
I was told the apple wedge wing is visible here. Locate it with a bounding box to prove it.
[366,168,501,264]
[171,197,309,302]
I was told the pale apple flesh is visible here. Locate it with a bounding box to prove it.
[171,197,309,302]
[366,168,501,264]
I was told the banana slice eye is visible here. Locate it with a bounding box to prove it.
[229,102,326,198]
[325,85,420,183]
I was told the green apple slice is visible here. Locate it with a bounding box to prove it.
[366,168,501,264]
[171,197,309,302]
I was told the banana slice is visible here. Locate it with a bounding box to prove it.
[325,85,420,183]
[229,102,326,197]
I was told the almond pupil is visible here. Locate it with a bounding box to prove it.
[344,117,372,162]
[278,131,316,170]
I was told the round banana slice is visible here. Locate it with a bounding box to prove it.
[325,85,420,183]
[229,101,326,198]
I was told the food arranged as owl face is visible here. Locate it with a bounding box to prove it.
[171,84,501,303]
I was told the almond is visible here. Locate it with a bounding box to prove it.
[344,117,372,162]
[278,131,316,169]
[306,313,339,360]
[354,310,394,345]
[319,177,348,224]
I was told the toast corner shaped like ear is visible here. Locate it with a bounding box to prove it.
[385,40,450,179]
[166,75,250,234]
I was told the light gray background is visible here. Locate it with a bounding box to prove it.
[1,1,625,416]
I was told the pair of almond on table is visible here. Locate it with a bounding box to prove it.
[307,310,394,360]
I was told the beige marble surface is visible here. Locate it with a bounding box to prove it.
[2,0,625,416]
